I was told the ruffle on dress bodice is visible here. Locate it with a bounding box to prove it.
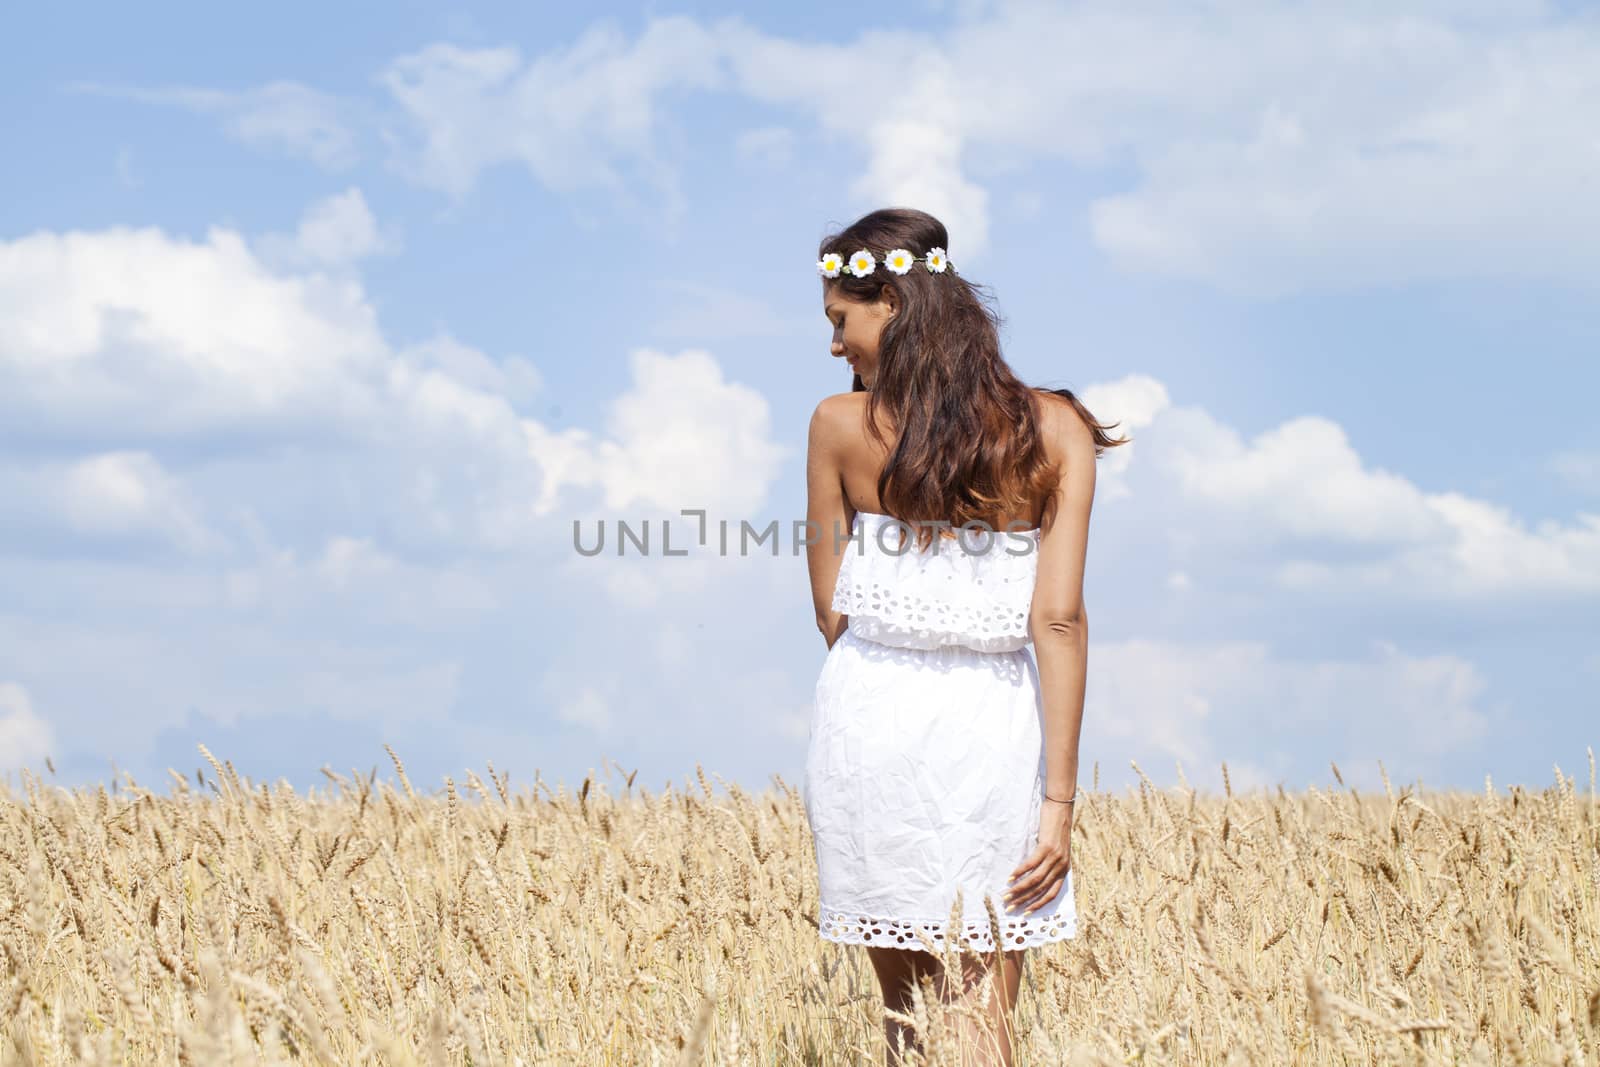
[830,510,1041,653]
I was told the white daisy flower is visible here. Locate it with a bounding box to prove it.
[884,248,914,275]
[925,247,949,273]
[847,249,877,277]
[818,252,844,278]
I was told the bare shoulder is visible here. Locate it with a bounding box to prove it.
[1033,389,1095,462]
[808,390,865,448]
[812,389,865,422]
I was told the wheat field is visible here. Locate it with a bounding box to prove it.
[0,744,1597,1066]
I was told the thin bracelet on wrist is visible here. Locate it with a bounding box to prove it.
[1044,790,1076,804]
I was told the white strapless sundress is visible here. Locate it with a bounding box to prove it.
[803,510,1077,953]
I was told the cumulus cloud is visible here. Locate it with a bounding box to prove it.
[0,451,215,555]
[66,80,361,170]
[526,347,790,519]
[847,114,991,255]
[0,185,1581,795]
[0,197,806,788]
[0,682,52,772]
[1087,636,1492,792]
[382,4,1600,284]
[0,211,785,556]
[377,18,728,214]
[78,6,1600,287]
[1202,415,1600,599]
[0,224,388,440]
[399,334,543,411]
[1081,373,1600,601]
[1076,373,1170,497]
[738,3,1600,281]
[255,187,398,269]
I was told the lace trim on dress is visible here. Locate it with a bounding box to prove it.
[831,626,1032,683]
[830,513,1042,652]
[818,903,1075,953]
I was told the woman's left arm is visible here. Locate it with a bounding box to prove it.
[805,396,853,650]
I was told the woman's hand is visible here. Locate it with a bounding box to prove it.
[1003,799,1073,915]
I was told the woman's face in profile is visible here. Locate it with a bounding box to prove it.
[823,282,897,389]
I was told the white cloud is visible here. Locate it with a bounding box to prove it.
[377,17,728,211]
[1076,373,1170,497]
[0,682,52,772]
[1079,14,1600,294]
[850,116,991,255]
[67,80,359,170]
[58,452,214,550]
[256,187,397,269]
[1088,637,1492,791]
[927,3,1600,289]
[1167,413,1443,545]
[0,205,799,782]
[0,224,388,438]
[526,347,790,518]
[712,19,996,257]
[1137,401,1600,598]
[0,216,785,556]
[0,451,214,554]
[372,5,1600,285]
[400,333,543,411]
[1074,373,1600,603]
[84,7,1600,288]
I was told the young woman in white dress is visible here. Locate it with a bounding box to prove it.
[804,207,1128,1065]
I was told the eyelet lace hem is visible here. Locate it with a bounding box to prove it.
[831,515,1041,652]
[818,903,1076,953]
[832,580,1034,647]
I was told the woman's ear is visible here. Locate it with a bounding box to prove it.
[882,284,899,318]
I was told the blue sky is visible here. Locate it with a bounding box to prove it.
[2,0,1596,797]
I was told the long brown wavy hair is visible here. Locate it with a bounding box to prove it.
[819,207,1130,551]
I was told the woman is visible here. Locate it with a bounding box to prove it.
[803,207,1128,1065]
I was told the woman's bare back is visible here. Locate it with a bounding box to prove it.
[833,391,1057,533]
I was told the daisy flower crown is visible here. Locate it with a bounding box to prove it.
[817,246,955,279]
